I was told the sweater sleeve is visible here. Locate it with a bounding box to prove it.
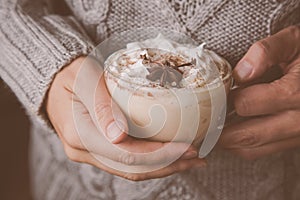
[0,0,94,126]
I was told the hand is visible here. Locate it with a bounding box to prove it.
[219,25,300,160]
[46,56,206,181]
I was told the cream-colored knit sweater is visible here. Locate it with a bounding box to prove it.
[1,0,300,199]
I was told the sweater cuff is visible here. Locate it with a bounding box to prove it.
[0,7,94,129]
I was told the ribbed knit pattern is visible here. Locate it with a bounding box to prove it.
[0,0,93,123]
[1,0,300,199]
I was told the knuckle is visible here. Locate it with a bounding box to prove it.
[286,25,300,60]
[64,145,80,162]
[236,129,259,147]
[272,80,297,100]
[94,102,112,121]
[118,152,136,165]
[252,40,270,58]
[234,93,250,116]
[287,25,300,40]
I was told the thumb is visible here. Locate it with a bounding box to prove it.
[73,57,128,144]
[234,25,300,83]
[94,77,128,144]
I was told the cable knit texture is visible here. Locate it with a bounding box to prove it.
[1,0,300,199]
[0,0,94,127]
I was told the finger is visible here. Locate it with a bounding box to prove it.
[115,137,199,163]
[64,98,199,166]
[94,76,128,143]
[233,71,300,116]
[64,145,206,181]
[118,157,206,181]
[234,25,300,83]
[73,57,128,143]
[92,154,206,181]
[219,110,300,148]
[233,82,286,116]
[228,136,300,160]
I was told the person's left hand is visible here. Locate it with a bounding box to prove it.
[219,25,300,160]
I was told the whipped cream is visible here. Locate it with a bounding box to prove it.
[105,34,230,89]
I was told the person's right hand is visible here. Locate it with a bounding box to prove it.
[46,56,206,181]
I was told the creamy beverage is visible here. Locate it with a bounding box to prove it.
[104,34,232,145]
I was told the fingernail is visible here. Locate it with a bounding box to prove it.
[182,151,197,159]
[106,120,125,142]
[235,61,253,80]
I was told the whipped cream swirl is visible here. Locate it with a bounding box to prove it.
[105,34,230,89]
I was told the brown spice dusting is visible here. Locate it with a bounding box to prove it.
[142,50,194,87]
[147,92,153,97]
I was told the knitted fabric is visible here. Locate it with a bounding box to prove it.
[1,0,300,199]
